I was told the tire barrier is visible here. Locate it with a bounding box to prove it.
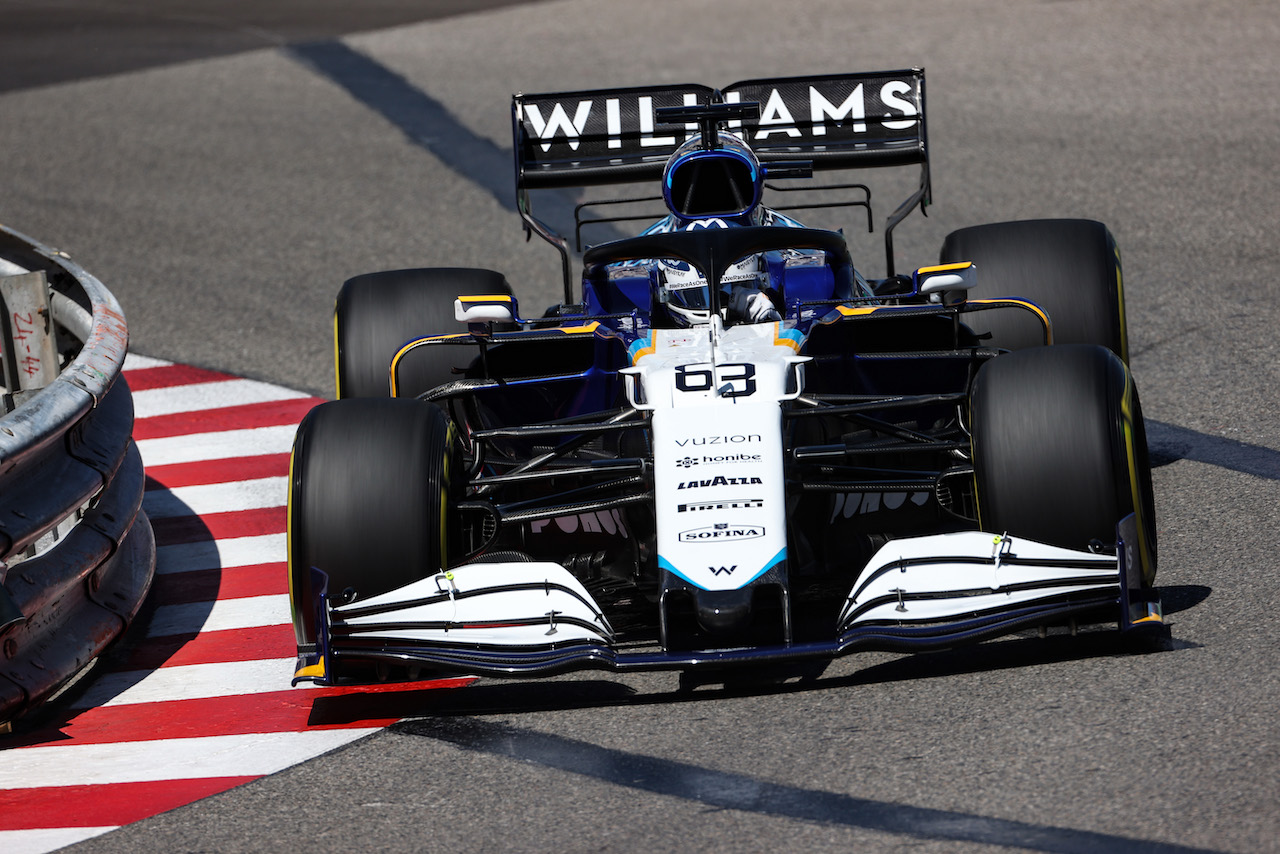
[0,224,154,731]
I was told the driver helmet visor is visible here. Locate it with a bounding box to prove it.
[663,148,762,219]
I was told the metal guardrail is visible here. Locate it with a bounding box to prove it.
[0,223,155,731]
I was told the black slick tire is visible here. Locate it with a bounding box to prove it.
[288,397,457,647]
[970,344,1156,583]
[334,267,512,399]
[940,219,1128,361]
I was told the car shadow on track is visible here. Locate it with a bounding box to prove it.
[1148,420,1280,479]
[0,1,556,95]
[383,713,1227,854]
[286,40,629,249]
[356,612,1220,854]
[300,606,1217,852]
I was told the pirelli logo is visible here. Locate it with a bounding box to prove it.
[677,498,765,513]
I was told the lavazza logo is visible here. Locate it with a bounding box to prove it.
[677,475,763,489]
[678,523,765,543]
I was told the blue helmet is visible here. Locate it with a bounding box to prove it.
[661,132,763,225]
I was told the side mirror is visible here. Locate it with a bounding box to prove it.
[455,294,516,324]
[915,261,976,305]
[455,294,518,337]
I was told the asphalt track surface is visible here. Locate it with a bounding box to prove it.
[2,0,1279,851]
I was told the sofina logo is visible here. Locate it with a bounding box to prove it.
[677,524,764,543]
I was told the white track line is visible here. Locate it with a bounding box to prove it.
[136,425,299,466]
[0,827,117,854]
[145,594,291,638]
[155,533,287,575]
[123,353,170,371]
[143,477,287,519]
[132,379,310,418]
[68,658,310,710]
[0,730,374,787]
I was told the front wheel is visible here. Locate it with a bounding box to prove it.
[288,397,458,647]
[969,344,1156,585]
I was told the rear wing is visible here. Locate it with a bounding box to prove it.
[513,70,930,297]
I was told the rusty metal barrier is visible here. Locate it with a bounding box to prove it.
[0,223,154,731]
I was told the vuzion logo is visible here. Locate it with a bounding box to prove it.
[674,434,761,447]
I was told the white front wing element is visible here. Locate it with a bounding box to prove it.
[330,562,613,647]
[839,531,1118,630]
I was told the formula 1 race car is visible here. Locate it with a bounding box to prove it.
[289,69,1162,689]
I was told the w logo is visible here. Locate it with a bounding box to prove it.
[523,101,593,152]
[708,565,737,576]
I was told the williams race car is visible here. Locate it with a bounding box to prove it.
[289,69,1162,688]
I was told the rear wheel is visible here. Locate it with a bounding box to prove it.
[970,344,1156,584]
[335,267,512,398]
[940,219,1128,361]
[288,397,458,646]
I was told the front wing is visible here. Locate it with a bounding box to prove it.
[292,515,1161,685]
